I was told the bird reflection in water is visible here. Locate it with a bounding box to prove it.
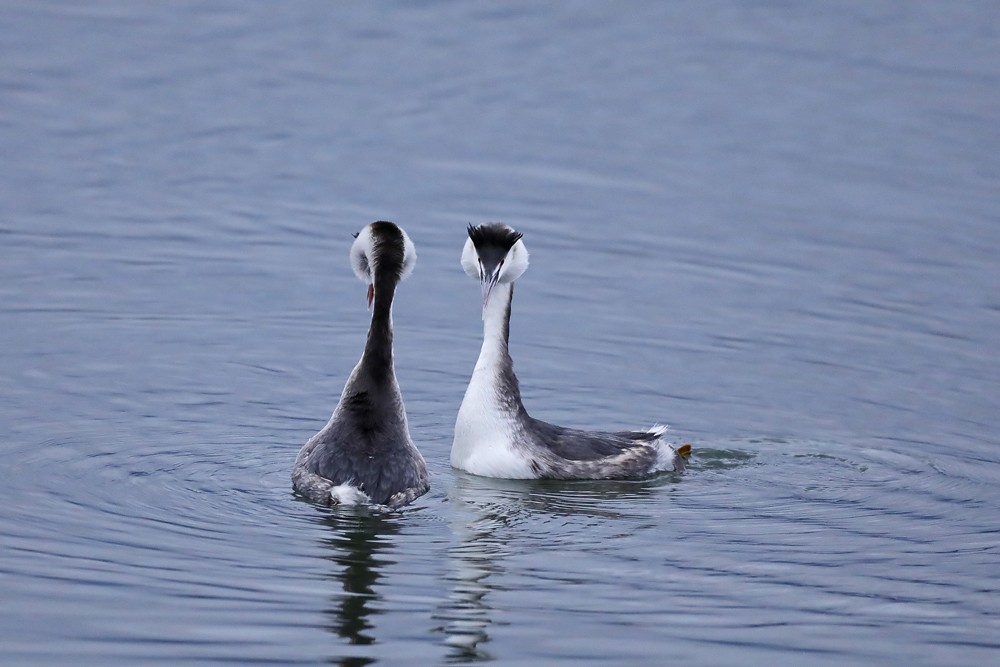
[436,470,675,662]
[320,510,399,667]
[434,500,505,663]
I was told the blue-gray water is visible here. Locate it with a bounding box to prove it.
[2,1,998,665]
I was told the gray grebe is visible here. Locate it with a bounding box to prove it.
[451,223,688,479]
[293,221,429,508]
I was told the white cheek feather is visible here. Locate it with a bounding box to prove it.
[498,239,529,284]
[460,237,480,279]
[399,227,417,281]
[350,226,376,283]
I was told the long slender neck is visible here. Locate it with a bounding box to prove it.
[476,282,513,368]
[361,272,397,380]
[474,281,527,416]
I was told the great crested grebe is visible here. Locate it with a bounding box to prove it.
[293,221,429,508]
[451,223,689,480]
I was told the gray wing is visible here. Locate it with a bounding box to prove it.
[522,417,659,479]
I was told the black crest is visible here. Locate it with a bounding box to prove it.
[467,223,523,253]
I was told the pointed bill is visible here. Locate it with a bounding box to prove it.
[480,270,501,319]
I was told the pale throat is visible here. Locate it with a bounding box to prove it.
[474,281,513,371]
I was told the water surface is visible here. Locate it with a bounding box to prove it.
[2,1,998,665]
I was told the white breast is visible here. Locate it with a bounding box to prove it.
[451,368,535,479]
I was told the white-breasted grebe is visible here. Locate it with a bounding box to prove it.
[293,221,429,508]
[451,223,689,479]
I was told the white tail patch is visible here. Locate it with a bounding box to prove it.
[646,424,683,472]
[647,423,669,438]
[330,483,371,506]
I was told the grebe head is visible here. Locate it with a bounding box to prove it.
[462,223,529,314]
[351,221,416,307]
